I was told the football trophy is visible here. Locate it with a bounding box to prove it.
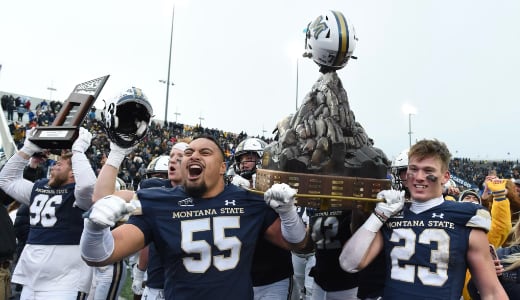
[30,75,109,149]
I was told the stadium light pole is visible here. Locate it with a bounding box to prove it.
[402,104,417,148]
[47,83,56,101]
[287,40,303,112]
[163,3,175,127]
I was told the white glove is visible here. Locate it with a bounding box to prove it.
[375,190,405,221]
[231,175,251,188]
[88,195,138,228]
[105,142,135,168]
[71,127,92,153]
[21,128,43,156]
[131,264,145,295]
[264,183,297,214]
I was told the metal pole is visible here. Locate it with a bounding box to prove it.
[295,58,299,111]
[164,4,175,126]
[408,113,412,147]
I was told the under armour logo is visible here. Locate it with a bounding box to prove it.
[432,213,444,219]
[225,200,236,206]
[178,198,194,207]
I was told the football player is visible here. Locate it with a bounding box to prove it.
[230,137,295,300]
[339,139,508,299]
[132,142,189,300]
[81,134,308,299]
[0,127,96,299]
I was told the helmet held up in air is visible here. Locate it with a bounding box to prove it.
[102,87,153,148]
[304,10,357,70]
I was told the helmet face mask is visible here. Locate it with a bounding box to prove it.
[233,138,267,179]
[103,87,153,148]
[305,10,357,70]
[391,149,409,191]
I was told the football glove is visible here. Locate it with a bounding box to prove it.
[131,264,146,295]
[375,190,405,222]
[87,195,139,228]
[264,183,297,214]
[21,128,43,156]
[71,127,92,153]
[231,175,251,188]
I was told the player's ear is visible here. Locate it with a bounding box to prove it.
[441,171,450,186]
[220,162,227,175]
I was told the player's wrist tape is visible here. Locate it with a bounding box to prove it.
[105,151,127,169]
[80,219,115,262]
[279,208,307,244]
[373,210,388,223]
[362,213,384,233]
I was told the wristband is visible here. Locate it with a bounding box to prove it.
[362,213,384,233]
[373,210,388,223]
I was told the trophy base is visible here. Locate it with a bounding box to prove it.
[29,126,79,149]
[255,169,391,211]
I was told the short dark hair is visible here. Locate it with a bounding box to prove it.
[192,134,225,161]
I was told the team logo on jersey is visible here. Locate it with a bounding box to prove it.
[224,200,236,206]
[432,213,444,219]
[178,197,194,207]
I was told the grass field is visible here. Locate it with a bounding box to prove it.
[118,274,134,300]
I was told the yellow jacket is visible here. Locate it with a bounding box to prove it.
[462,197,512,300]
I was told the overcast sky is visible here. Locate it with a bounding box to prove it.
[1,0,519,161]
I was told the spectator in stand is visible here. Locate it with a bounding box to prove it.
[6,95,16,121]
[16,103,25,122]
[459,179,512,300]
[511,165,520,180]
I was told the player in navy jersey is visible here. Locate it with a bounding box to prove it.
[0,127,96,299]
[230,137,295,300]
[307,208,360,300]
[339,139,508,299]
[81,134,308,300]
[133,142,189,300]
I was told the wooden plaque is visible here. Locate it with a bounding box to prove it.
[30,75,109,149]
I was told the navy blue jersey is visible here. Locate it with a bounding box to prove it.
[381,201,490,300]
[27,179,84,245]
[128,184,278,300]
[251,237,293,286]
[139,178,171,190]
[309,209,358,291]
[138,177,172,289]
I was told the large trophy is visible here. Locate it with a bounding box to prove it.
[254,11,391,211]
[30,75,109,149]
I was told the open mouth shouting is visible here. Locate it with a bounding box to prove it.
[187,163,203,180]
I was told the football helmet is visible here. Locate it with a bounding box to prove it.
[146,155,169,179]
[304,10,357,69]
[391,149,409,191]
[233,138,267,179]
[102,87,153,148]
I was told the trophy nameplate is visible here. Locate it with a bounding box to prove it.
[30,75,109,149]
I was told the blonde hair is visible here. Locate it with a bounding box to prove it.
[502,215,520,272]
